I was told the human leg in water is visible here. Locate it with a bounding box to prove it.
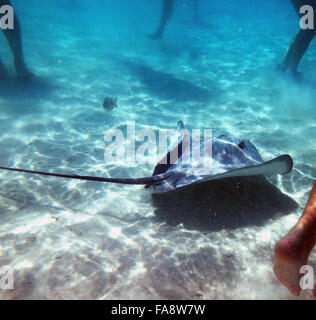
[274,181,316,297]
[278,0,316,79]
[0,0,33,79]
[147,0,175,40]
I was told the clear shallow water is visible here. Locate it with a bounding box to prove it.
[0,0,315,299]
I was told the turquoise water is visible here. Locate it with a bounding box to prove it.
[0,0,315,299]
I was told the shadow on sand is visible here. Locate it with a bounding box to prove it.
[121,59,214,103]
[151,176,298,232]
[0,76,58,116]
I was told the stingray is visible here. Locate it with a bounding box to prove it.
[0,121,293,194]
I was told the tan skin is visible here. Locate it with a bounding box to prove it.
[0,0,33,79]
[271,4,315,293]
[279,0,316,76]
[274,181,316,297]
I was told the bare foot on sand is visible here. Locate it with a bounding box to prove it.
[274,229,313,296]
[274,181,316,296]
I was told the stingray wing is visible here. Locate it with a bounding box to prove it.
[151,154,293,194]
[197,154,292,181]
[0,119,294,194]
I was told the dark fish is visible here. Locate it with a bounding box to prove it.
[103,97,118,110]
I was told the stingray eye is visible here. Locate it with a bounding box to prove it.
[238,141,245,149]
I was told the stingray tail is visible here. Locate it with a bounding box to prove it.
[0,166,168,185]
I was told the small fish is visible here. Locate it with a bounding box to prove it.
[103,97,118,110]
